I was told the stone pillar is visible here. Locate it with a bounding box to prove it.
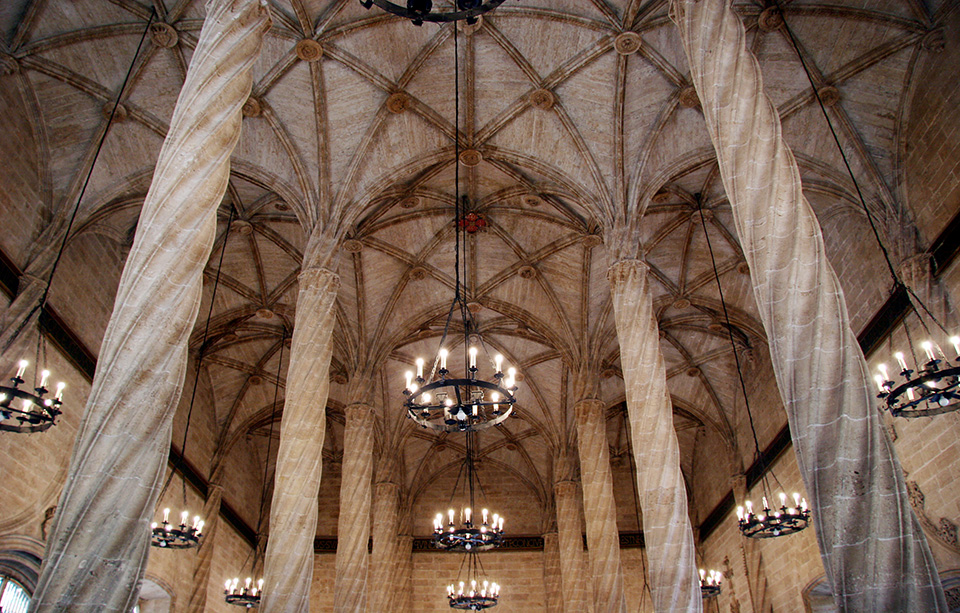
[369,481,401,610]
[260,266,340,612]
[607,259,701,612]
[333,403,376,612]
[398,534,414,612]
[554,480,590,613]
[670,0,945,609]
[186,484,223,613]
[574,399,627,613]
[543,531,563,613]
[30,1,270,610]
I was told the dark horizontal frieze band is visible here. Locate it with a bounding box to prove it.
[313,532,646,554]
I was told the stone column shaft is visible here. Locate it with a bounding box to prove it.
[30,1,270,610]
[554,480,590,613]
[670,0,945,609]
[543,531,563,613]
[333,403,376,612]
[186,484,223,613]
[398,535,414,612]
[574,399,628,613]
[369,481,401,611]
[260,266,340,613]
[608,259,701,612]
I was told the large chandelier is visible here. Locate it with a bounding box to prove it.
[151,508,203,549]
[874,337,960,418]
[432,433,504,552]
[446,553,500,610]
[699,568,722,598]
[225,578,263,608]
[0,360,65,433]
[736,492,810,539]
[359,0,506,26]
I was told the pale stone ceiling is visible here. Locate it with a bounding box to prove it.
[0,0,947,533]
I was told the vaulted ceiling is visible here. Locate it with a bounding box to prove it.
[0,0,951,534]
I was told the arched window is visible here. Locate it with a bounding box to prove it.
[0,574,31,613]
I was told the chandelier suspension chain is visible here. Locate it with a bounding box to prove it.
[624,413,651,611]
[774,3,950,340]
[5,9,158,356]
[256,326,286,542]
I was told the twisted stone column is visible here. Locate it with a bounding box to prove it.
[574,399,627,613]
[398,534,414,612]
[333,403,376,612]
[369,481,401,611]
[260,266,340,613]
[670,0,945,608]
[30,1,270,609]
[608,259,701,612]
[543,531,563,613]
[554,480,589,613]
[186,484,223,613]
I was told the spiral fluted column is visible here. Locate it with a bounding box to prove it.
[554,480,590,613]
[670,0,945,609]
[186,484,223,613]
[608,259,701,612]
[574,398,628,613]
[260,266,340,613]
[30,2,270,609]
[333,403,376,613]
[543,531,563,613]
[369,480,401,611]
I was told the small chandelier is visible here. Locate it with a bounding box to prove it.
[699,569,722,598]
[403,349,518,432]
[446,552,500,610]
[225,577,263,608]
[737,492,810,538]
[434,506,504,551]
[151,507,203,549]
[359,0,506,26]
[0,360,65,433]
[874,337,960,418]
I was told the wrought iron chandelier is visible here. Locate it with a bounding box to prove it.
[400,17,519,434]
[359,0,506,26]
[151,508,204,549]
[446,552,500,610]
[433,432,504,552]
[0,360,64,433]
[225,577,263,608]
[699,568,722,598]
[874,338,960,418]
[736,492,810,538]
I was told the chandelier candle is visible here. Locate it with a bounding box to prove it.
[737,492,810,538]
[150,507,204,549]
[225,577,263,608]
[875,335,960,417]
[0,359,65,433]
[699,569,722,598]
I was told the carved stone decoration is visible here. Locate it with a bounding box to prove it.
[938,518,958,548]
[232,219,253,235]
[342,239,363,253]
[248,375,262,386]
[817,85,841,107]
[686,366,700,377]
[102,102,128,122]
[678,85,701,109]
[274,201,289,211]
[737,261,750,275]
[583,234,603,248]
[756,7,783,32]
[400,195,420,208]
[614,31,642,55]
[241,96,262,117]
[386,92,410,114]
[886,423,897,442]
[459,149,482,167]
[652,189,673,204]
[41,506,56,540]
[518,265,537,279]
[0,54,20,75]
[521,194,543,207]
[295,39,324,62]
[331,371,348,385]
[907,480,925,511]
[256,308,274,319]
[409,266,427,280]
[457,15,483,34]
[149,22,179,48]
[673,298,691,310]
[467,301,483,314]
[922,28,945,53]
[529,88,555,111]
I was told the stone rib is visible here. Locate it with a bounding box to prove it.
[575,399,628,613]
[670,0,945,609]
[260,267,340,613]
[30,1,269,609]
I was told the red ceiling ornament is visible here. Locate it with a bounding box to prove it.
[458,212,487,234]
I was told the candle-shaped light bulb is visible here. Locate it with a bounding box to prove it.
[416,357,424,379]
[151,522,158,530]
[874,374,886,392]
[15,359,27,379]
[55,382,65,400]
[923,341,936,361]
[482,508,489,524]
[793,492,801,507]
[469,346,477,369]
[907,387,916,400]
[472,403,478,416]
[736,506,744,521]
[225,580,232,591]
[422,392,431,404]
[507,367,516,379]
[405,371,413,390]
[439,348,448,369]
[762,496,769,510]
[800,498,808,511]
[39,369,50,388]
[197,521,204,534]
[494,354,503,373]
[444,398,453,407]
[895,351,908,371]
[448,509,455,524]
[951,336,960,357]
[878,363,889,381]
[465,507,472,523]
[163,508,170,522]
[498,516,504,530]
[258,579,264,590]
[245,578,252,590]
[779,492,787,508]
[436,513,443,529]
[745,500,753,513]
[181,510,189,525]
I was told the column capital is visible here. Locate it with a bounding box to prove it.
[298,266,340,292]
[554,479,580,498]
[607,258,649,286]
[573,398,605,423]
[345,402,376,425]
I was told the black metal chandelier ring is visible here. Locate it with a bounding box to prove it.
[448,594,499,611]
[360,0,507,24]
[405,377,516,432]
[879,365,960,418]
[0,375,63,433]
